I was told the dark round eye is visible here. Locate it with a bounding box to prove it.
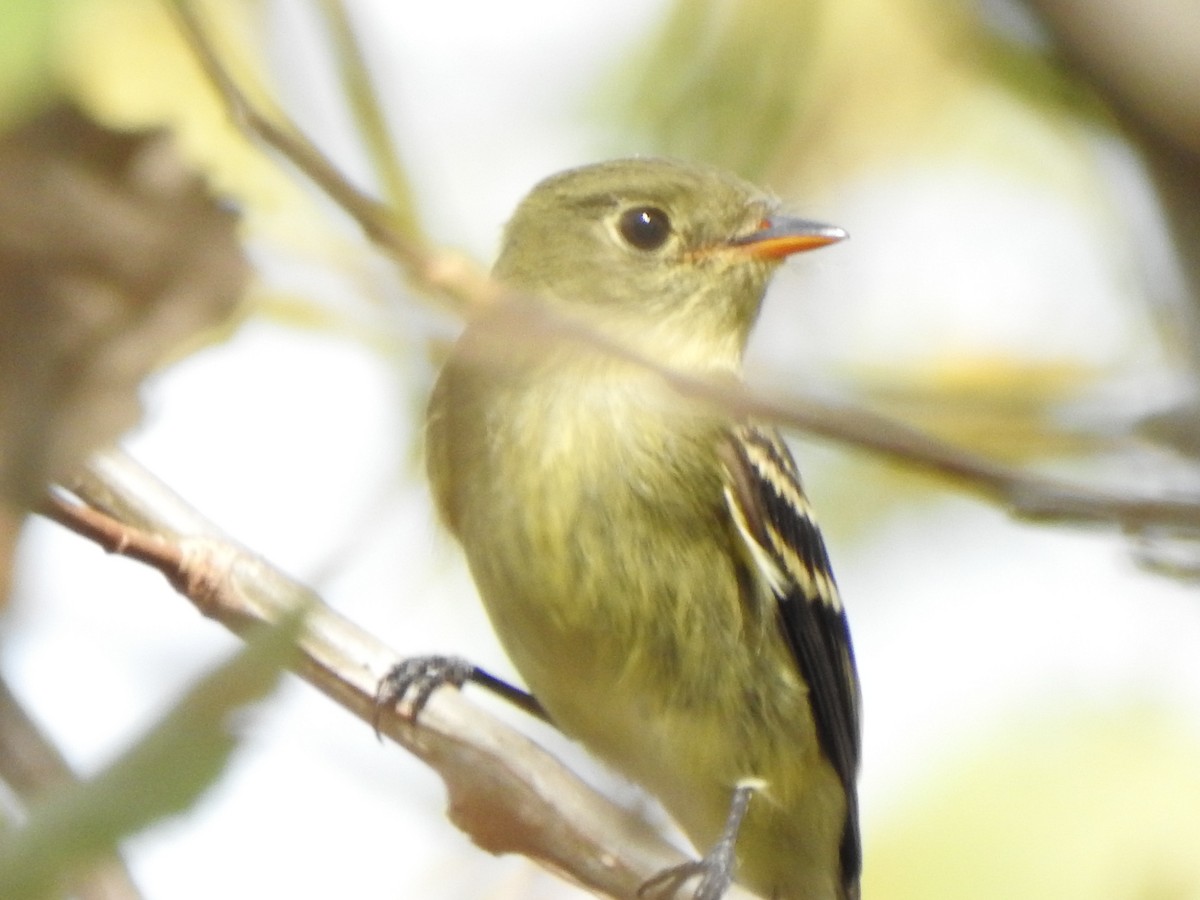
[617,206,672,251]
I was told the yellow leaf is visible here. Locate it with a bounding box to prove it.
[54,0,308,226]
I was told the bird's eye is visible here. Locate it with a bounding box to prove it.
[617,206,672,251]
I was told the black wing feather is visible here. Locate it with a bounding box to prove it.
[722,424,862,891]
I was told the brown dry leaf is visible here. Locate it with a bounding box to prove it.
[0,104,247,604]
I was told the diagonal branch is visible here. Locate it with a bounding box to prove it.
[45,451,756,900]
[447,300,1200,533]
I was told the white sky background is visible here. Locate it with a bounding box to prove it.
[6,1,1200,898]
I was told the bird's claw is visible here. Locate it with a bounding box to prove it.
[638,849,734,900]
[639,781,754,899]
[372,654,475,737]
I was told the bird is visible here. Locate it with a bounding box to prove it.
[406,157,859,899]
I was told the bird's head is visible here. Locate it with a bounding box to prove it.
[493,158,845,368]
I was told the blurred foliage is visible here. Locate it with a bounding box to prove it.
[856,358,1108,461]
[0,0,60,129]
[0,0,290,215]
[799,355,1119,539]
[0,616,299,900]
[54,0,314,236]
[865,705,1200,900]
[612,0,1109,191]
[0,104,247,508]
[0,102,246,607]
[4,0,404,350]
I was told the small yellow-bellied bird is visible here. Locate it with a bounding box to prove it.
[402,158,860,899]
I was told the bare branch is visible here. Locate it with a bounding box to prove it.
[47,451,757,900]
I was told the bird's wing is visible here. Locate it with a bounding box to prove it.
[719,423,862,883]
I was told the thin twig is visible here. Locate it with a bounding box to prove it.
[168,0,500,314]
[168,4,416,265]
[315,0,420,231]
[456,300,1200,532]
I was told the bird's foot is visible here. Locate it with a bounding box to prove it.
[639,854,733,900]
[373,654,475,735]
[639,782,758,900]
[373,655,548,737]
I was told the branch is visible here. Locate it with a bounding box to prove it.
[314,0,419,227]
[168,0,500,315]
[168,0,1200,539]
[445,299,1200,534]
[46,451,756,900]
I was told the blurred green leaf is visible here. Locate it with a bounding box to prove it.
[608,0,1109,188]
[0,615,301,900]
[0,0,61,128]
[610,0,822,180]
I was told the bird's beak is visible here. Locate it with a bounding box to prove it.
[729,216,847,260]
